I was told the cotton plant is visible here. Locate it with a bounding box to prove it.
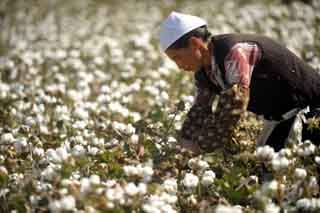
[0,0,320,212]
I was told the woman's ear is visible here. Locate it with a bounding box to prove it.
[189,37,204,51]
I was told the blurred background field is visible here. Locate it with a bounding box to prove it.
[0,0,320,212]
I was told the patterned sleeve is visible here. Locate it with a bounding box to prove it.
[198,85,249,154]
[196,43,261,154]
[179,69,216,142]
[224,42,261,88]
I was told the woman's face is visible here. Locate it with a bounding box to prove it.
[165,37,205,72]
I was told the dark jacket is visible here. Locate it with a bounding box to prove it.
[211,33,320,120]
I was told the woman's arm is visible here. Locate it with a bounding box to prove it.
[179,70,216,154]
[196,42,261,154]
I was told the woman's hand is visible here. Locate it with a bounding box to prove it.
[180,138,202,155]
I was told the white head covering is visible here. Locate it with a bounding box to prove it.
[159,11,207,51]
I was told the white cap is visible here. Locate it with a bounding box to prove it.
[159,11,207,51]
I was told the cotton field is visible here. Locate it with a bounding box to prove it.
[0,0,320,212]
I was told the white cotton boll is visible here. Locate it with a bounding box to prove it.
[29,195,40,205]
[35,114,45,125]
[92,137,104,147]
[67,90,83,102]
[272,156,290,171]
[0,83,10,99]
[59,188,68,195]
[146,195,166,211]
[1,133,15,144]
[72,145,86,157]
[144,85,159,97]
[61,179,73,187]
[129,134,139,144]
[129,112,141,122]
[46,147,69,163]
[298,141,316,157]
[261,180,278,196]
[112,121,126,132]
[305,143,316,156]
[278,148,292,158]
[160,204,177,213]
[163,178,178,194]
[33,147,45,158]
[94,56,104,65]
[55,49,67,59]
[106,202,115,209]
[188,158,209,171]
[296,198,312,211]
[69,49,80,58]
[123,165,138,176]
[256,145,275,160]
[71,171,81,180]
[24,116,36,127]
[309,198,320,210]
[106,138,118,147]
[106,185,125,202]
[294,168,307,180]
[129,81,141,92]
[85,206,98,213]
[315,156,320,165]
[80,178,91,195]
[39,125,49,135]
[160,91,169,101]
[105,188,116,201]
[158,67,170,76]
[308,176,319,194]
[0,166,8,176]
[10,108,17,117]
[14,137,28,153]
[73,107,89,120]
[54,105,70,121]
[49,200,61,212]
[88,146,99,156]
[215,205,242,213]
[41,166,57,181]
[60,195,76,211]
[100,85,111,93]
[90,175,100,185]
[124,124,135,135]
[271,158,281,171]
[125,182,139,196]
[201,170,216,186]
[137,183,147,195]
[56,147,69,162]
[142,204,159,213]
[97,94,111,104]
[187,194,197,205]
[161,192,178,204]
[74,135,85,144]
[167,136,177,143]
[0,155,4,163]
[264,203,280,213]
[109,102,121,112]
[197,160,210,171]
[72,120,87,129]
[46,149,60,163]
[182,173,199,188]
[142,166,154,182]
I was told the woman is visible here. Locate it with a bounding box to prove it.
[159,11,320,154]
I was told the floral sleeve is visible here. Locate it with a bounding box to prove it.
[179,70,216,142]
[196,43,261,154]
[198,85,249,154]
